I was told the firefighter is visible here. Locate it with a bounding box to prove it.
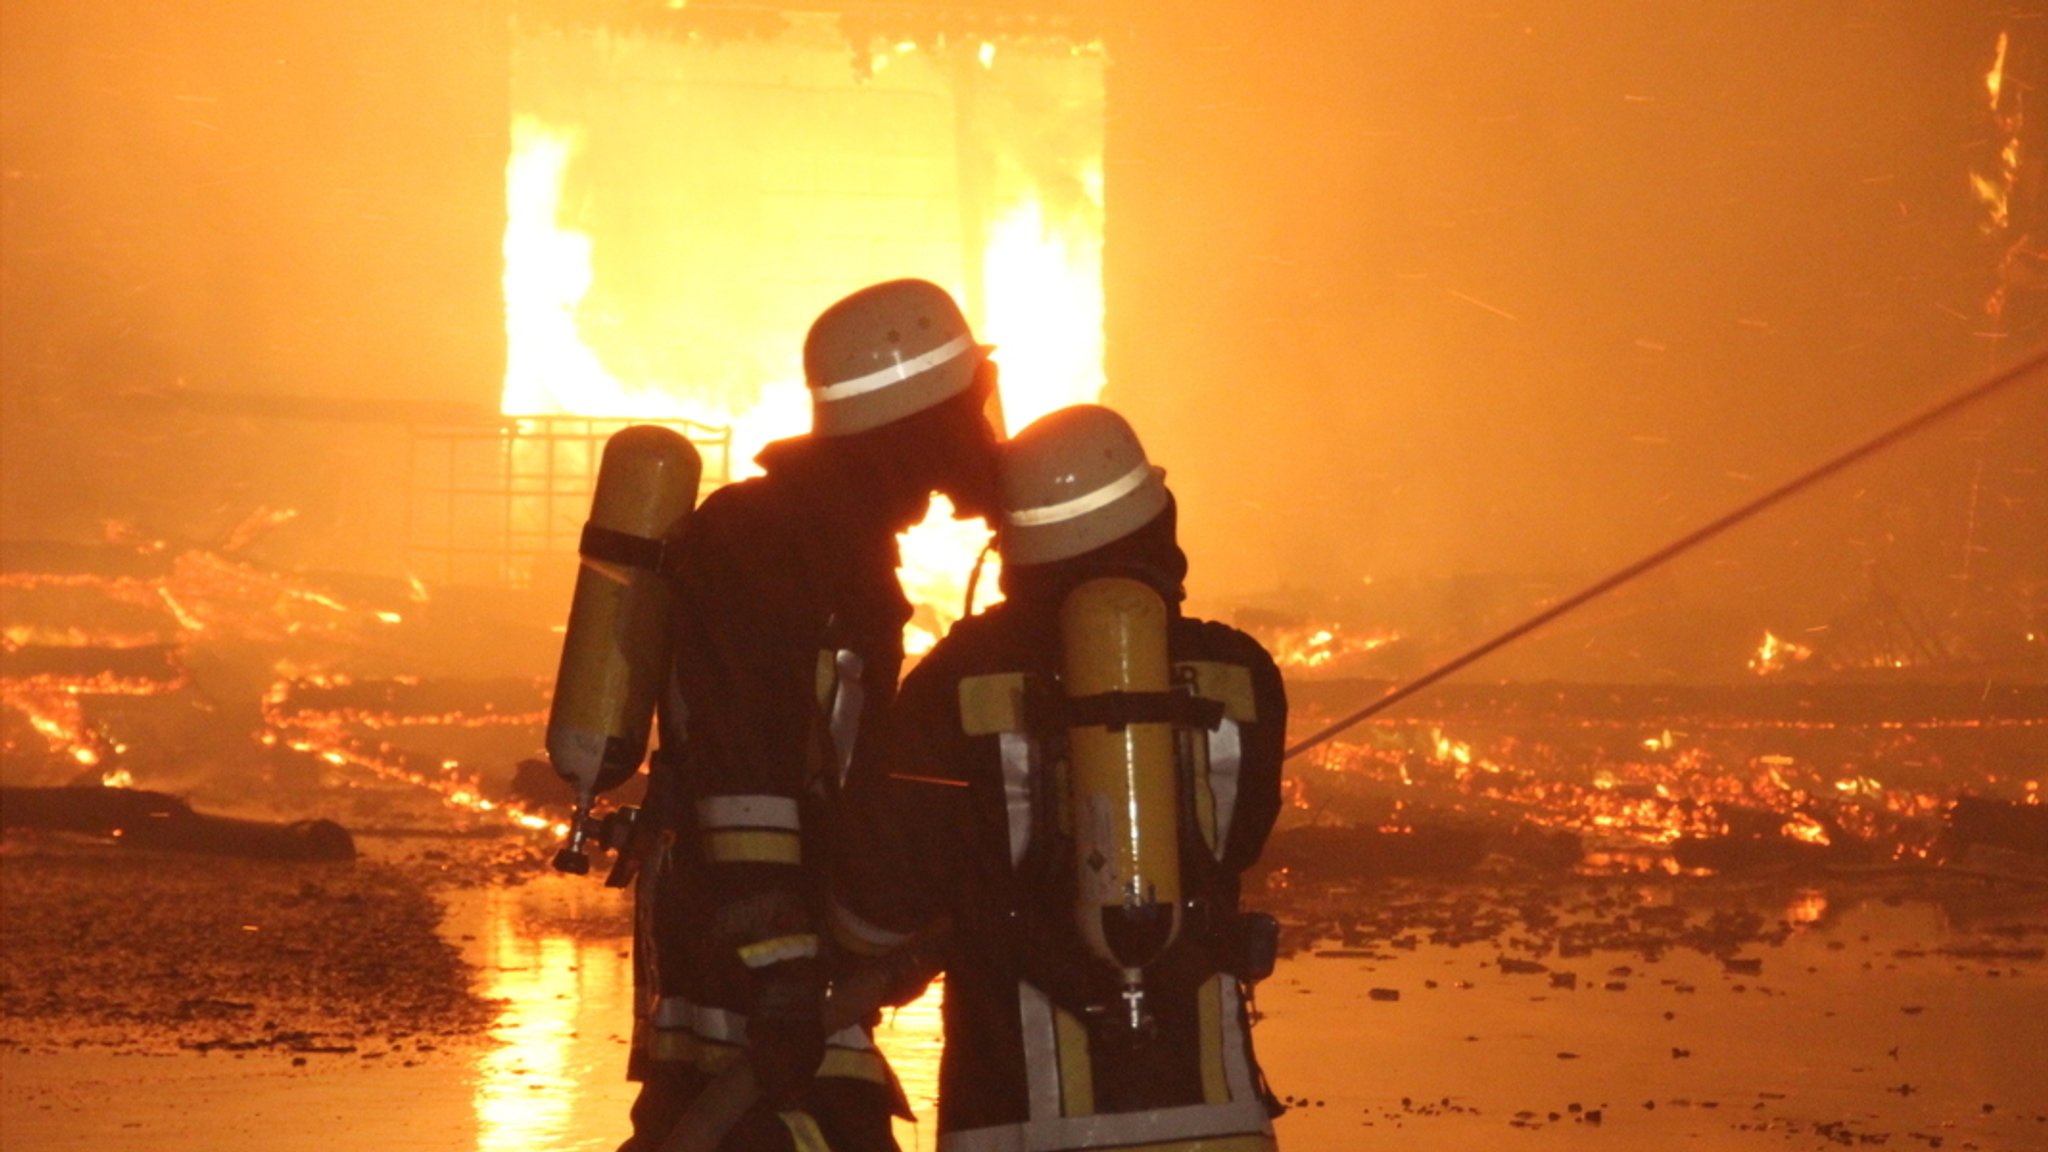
[624,279,1003,1152]
[833,404,1288,1152]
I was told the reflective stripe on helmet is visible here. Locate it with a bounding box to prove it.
[813,333,974,402]
[1005,460,1158,528]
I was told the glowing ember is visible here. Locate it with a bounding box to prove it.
[1973,32,2017,235]
[1748,630,1813,676]
[1780,812,1832,846]
[1784,890,1829,925]
[1291,698,2031,865]
[1987,30,2009,110]
[1973,29,2042,321]
[1431,728,1475,767]
[261,675,568,838]
[1268,623,1402,671]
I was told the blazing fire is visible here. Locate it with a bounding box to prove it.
[1973,29,2045,321]
[500,116,810,465]
[1972,31,2017,235]
[7,542,2038,874]
[0,544,570,840]
[498,106,1105,647]
[1289,694,2042,867]
[259,674,567,838]
[1748,629,1813,676]
[1267,623,1403,671]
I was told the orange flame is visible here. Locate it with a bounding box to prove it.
[1268,623,1402,670]
[1988,31,2010,112]
[1747,630,1812,676]
[499,111,1106,645]
[1780,812,1832,846]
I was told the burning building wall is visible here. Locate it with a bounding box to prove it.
[493,5,1107,617]
[3,12,2044,1145]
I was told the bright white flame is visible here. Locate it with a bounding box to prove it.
[877,977,947,1142]
[501,119,1105,645]
[980,172,1106,433]
[501,118,603,416]
[473,899,586,1151]
[898,495,1001,646]
[1748,630,1812,676]
[1989,31,2010,110]
[499,115,807,471]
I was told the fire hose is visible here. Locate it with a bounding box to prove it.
[660,348,2048,1148]
[1284,346,2048,762]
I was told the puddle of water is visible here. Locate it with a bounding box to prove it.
[8,870,2039,1152]
[876,979,946,1152]
[441,878,640,1152]
[442,875,951,1152]
[1255,891,2048,1150]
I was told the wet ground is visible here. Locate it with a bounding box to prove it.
[4,831,2044,1152]
[1259,872,2048,1150]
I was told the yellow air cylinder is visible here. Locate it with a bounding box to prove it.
[1060,575,1182,1013]
[547,426,700,840]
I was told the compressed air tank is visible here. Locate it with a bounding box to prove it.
[547,425,700,815]
[1060,575,1183,1010]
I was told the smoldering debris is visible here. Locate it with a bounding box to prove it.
[1260,866,2048,973]
[0,845,496,1056]
[1,785,354,861]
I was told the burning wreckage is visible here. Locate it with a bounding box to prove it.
[2,496,2041,884]
[5,0,2040,892]
[3,3,2048,1148]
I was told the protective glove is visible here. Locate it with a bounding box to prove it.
[747,961,826,1108]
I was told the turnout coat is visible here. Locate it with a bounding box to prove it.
[834,572,1288,1152]
[634,436,912,1147]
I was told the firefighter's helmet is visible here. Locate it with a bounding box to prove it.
[999,404,1169,566]
[805,279,988,436]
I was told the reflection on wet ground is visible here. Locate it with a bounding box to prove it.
[4,857,2043,1151]
[452,885,635,1152]
[442,873,950,1152]
[446,875,951,1152]
[1258,883,2048,1149]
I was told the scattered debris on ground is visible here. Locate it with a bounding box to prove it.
[0,839,497,1056]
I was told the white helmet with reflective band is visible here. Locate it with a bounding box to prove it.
[999,405,1169,566]
[805,279,986,436]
